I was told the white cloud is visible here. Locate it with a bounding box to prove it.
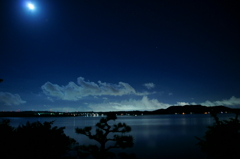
[87,96,240,112]
[0,92,26,105]
[43,95,240,112]
[143,83,155,89]
[175,102,190,106]
[173,97,240,107]
[41,77,150,101]
[88,96,171,111]
[201,96,240,107]
[191,102,198,105]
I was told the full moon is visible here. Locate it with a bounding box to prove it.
[27,3,35,10]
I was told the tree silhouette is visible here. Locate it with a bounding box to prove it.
[0,119,15,159]
[0,120,77,159]
[0,79,3,82]
[196,111,240,159]
[75,113,134,159]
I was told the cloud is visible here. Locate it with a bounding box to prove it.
[41,77,150,101]
[143,83,155,89]
[47,97,54,102]
[42,95,240,112]
[88,96,171,111]
[200,96,240,107]
[0,92,26,105]
[175,102,191,106]
[175,96,240,107]
[87,96,240,112]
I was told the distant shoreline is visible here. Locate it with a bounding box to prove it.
[1,105,239,117]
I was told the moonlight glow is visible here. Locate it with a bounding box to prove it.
[27,3,35,10]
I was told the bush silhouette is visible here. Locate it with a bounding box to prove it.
[75,113,134,159]
[196,112,240,159]
[0,119,15,158]
[0,119,77,159]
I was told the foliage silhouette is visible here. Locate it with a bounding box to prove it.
[0,119,15,159]
[75,113,134,159]
[196,111,240,159]
[0,119,77,159]
[0,79,3,82]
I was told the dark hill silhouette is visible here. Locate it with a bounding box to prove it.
[152,105,232,114]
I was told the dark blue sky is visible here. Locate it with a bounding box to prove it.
[1,0,240,111]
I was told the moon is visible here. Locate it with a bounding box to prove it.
[27,3,35,10]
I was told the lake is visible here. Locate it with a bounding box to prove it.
[1,113,236,159]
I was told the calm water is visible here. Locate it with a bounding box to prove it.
[1,114,236,159]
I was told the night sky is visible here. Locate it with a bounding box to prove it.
[1,0,240,112]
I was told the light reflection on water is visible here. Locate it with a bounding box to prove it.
[1,114,236,159]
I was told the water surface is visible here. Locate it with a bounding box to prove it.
[1,114,235,159]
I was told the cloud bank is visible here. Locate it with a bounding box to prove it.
[174,96,240,107]
[35,96,240,112]
[41,77,150,101]
[200,96,240,107]
[88,96,171,111]
[86,96,240,112]
[0,92,26,105]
